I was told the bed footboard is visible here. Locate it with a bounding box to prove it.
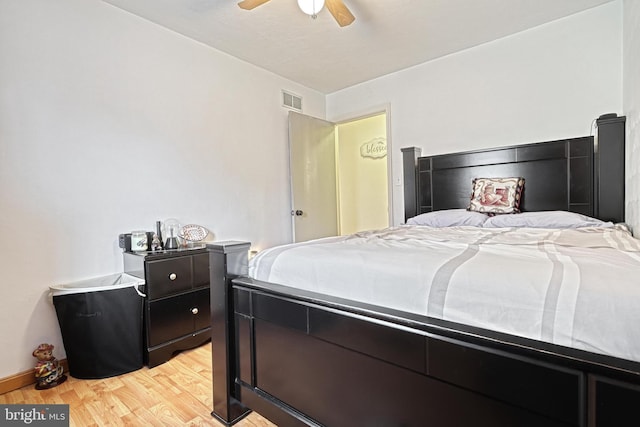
[208,242,640,427]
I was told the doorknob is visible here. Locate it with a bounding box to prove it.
[291,210,304,216]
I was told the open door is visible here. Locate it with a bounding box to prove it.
[288,112,338,242]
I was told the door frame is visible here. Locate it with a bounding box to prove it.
[330,104,393,227]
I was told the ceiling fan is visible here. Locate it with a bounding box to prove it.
[238,0,355,27]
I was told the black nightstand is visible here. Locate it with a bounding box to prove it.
[124,247,211,367]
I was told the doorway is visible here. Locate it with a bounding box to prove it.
[335,113,388,235]
[288,111,389,242]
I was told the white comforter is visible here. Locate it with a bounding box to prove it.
[250,225,640,362]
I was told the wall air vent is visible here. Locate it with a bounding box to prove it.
[282,90,302,112]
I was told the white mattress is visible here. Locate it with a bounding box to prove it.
[250,225,640,362]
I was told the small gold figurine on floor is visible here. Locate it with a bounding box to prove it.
[32,343,67,390]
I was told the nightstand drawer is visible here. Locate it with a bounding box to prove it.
[145,256,193,299]
[148,292,195,347]
[147,288,211,347]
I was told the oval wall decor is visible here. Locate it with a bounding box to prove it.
[360,137,387,159]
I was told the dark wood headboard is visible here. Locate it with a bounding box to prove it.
[402,116,626,223]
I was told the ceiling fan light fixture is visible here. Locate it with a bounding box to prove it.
[297,0,325,18]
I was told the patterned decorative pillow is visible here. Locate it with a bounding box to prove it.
[467,177,525,215]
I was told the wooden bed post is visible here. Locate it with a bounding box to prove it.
[402,146,421,221]
[208,241,252,426]
[595,115,626,223]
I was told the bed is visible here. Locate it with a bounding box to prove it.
[208,115,640,427]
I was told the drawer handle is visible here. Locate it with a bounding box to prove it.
[168,273,177,281]
[191,307,199,315]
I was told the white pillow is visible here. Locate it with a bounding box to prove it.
[482,211,613,229]
[406,209,489,227]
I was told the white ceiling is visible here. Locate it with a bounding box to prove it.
[101,0,615,93]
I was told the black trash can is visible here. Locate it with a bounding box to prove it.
[51,273,145,379]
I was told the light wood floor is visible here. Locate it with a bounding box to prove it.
[0,344,276,427]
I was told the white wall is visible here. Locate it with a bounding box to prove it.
[327,2,623,225]
[624,0,640,233]
[0,0,325,377]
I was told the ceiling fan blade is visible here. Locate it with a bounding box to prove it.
[325,0,355,27]
[237,0,271,10]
